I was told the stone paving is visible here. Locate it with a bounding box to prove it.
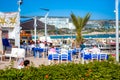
[0,56,49,69]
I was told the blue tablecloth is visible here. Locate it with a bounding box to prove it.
[32,48,45,57]
[68,48,81,55]
[48,53,72,61]
[81,53,91,60]
[32,48,45,52]
[68,50,77,55]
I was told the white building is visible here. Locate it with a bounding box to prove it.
[40,16,113,30]
[68,23,75,29]
[39,16,69,29]
[0,12,20,39]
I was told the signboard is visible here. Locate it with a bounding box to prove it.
[0,12,19,28]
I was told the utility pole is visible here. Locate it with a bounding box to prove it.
[115,0,119,62]
[40,8,49,42]
[15,0,23,48]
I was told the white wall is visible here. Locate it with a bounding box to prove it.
[8,28,15,39]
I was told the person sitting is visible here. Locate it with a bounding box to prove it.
[83,48,90,53]
[61,47,68,54]
[39,41,45,48]
[24,60,30,68]
[48,46,56,54]
[17,58,24,69]
[89,45,100,53]
[17,59,30,69]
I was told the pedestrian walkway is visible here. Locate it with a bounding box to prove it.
[0,57,49,69]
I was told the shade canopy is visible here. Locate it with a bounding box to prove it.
[20,19,55,30]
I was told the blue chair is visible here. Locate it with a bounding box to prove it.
[81,52,91,60]
[75,48,81,60]
[91,53,98,61]
[32,48,40,58]
[60,54,68,63]
[55,47,61,51]
[32,47,35,56]
[38,48,44,58]
[52,54,59,63]
[56,48,61,54]
[99,53,107,61]
[38,48,44,52]
[75,48,81,53]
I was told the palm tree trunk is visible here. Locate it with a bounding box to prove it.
[76,31,82,47]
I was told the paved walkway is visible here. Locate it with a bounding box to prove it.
[0,56,49,69]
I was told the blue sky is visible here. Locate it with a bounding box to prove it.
[0,0,119,20]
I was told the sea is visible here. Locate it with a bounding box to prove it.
[50,34,117,39]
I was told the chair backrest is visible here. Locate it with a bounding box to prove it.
[17,48,25,58]
[75,48,81,53]
[61,54,68,60]
[60,54,68,63]
[52,54,59,60]
[100,53,107,60]
[55,47,60,50]
[81,52,91,60]
[56,48,61,54]
[61,49,68,54]
[39,48,44,52]
[91,53,98,60]
[11,48,18,57]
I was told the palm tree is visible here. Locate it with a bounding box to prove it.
[70,13,91,46]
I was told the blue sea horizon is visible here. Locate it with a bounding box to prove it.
[50,34,116,39]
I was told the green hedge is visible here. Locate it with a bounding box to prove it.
[0,61,120,80]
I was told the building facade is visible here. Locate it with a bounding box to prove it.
[39,16,69,29]
[40,16,118,30]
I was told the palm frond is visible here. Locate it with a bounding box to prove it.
[81,13,91,29]
[70,12,91,45]
[70,13,79,29]
[78,16,82,30]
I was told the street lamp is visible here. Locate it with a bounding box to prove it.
[15,0,23,48]
[115,0,119,62]
[40,8,49,42]
[34,16,37,47]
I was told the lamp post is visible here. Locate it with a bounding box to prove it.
[34,16,37,47]
[15,0,22,48]
[40,8,49,42]
[115,0,119,62]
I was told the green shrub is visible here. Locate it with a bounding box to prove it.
[119,54,120,62]
[108,54,115,62]
[0,61,120,80]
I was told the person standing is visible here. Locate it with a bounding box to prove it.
[80,42,85,51]
[89,45,100,53]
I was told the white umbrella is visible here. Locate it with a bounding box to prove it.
[39,36,52,43]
